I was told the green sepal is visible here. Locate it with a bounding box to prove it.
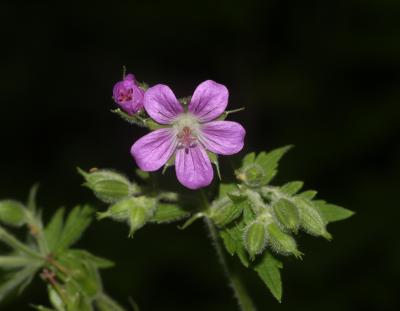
[0,200,27,227]
[253,252,283,302]
[216,107,245,121]
[272,199,300,233]
[207,152,221,180]
[244,222,267,260]
[208,197,243,227]
[267,223,302,258]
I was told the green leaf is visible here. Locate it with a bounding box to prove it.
[242,152,256,167]
[54,205,93,253]
[94,294,126,311]
[255,145,293,185]
[280,181,303,196]
[297,190,317,200]
[31,305,57,311]
[68,249,114,269]
[253,252,283,302]
[0,264,41,301]
[220,225,249,267]
[219,183,237,197]
[314,201,354,223]
[44,208,65,252]
[0,200,27,227]
[151,203,189,224]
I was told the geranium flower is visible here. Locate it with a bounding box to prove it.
[131,80,245,190]
[113,74,145,115]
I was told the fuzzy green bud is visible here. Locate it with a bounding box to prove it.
[97,196,156,237]
[294,197,332,240]
[267,223,302,258]
[244,221,267,260]
[272,199,300,233]
[0,200,26,227]
[209,197,242,227]
[79,168,136,203]
[236,163,265,188]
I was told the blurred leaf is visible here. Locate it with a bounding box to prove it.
[242,152,256,167]
[0,255,37,269]
[68,249,114,269]
[54,205,94,253]
[0,200,27,227]
[253,252,283,302]
[297,190,318,200]
[45,208,65,252]
[219,183,237,197]
[151,203,189,224]
[255,145,292,185]
[27,184,40,213]
[0,264,40,301]
[94,294,126,311]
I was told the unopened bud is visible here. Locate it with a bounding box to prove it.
[294,198,331,240]
[209,197,242,227]
[0,200,26,227]
[272,199,300,233]
[79,168,135,203]
[112,73,145,115]
[236,163,265,188]
[267,223,302,258]
[244,221,267,260]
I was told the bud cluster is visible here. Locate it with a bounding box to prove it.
[212,147,343,262]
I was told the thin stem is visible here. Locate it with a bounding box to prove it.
[0,226,43,259]
[200,191,256,311]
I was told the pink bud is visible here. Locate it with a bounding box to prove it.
[112,74,144,115]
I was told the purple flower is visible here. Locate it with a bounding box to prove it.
[131,80,246,190]
[113,74,144,115]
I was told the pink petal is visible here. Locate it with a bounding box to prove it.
[175,145,214,190]
[131,128,176,171]
[188,80,229,122]
[144,84,184,124]
[200,121,245,155]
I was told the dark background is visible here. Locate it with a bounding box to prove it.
[1,0,399,310]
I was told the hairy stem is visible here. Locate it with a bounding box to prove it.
[200,191,256,311]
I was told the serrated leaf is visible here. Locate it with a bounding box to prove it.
[253,252,283,302]
[151,203,189,224]
[0,264,40,301]
[314,201,354,223]
[255,146,292,185]
[280,181,304,196]
[45,208,65,252]
[54,205,93,253]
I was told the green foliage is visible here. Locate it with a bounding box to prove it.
[0,188,126,311]
[151,203,189,224]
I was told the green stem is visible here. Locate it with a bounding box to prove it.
[200,191,256,311]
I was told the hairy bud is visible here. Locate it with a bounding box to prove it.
[267,223,302,258]
[79,168,136,203]
[294,198,331,240]
[236,163,265,188]
[208,197,242,227]
[272,199,300,233]
[244,221,267,260]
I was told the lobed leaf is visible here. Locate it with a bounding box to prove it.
[313,201,355,223]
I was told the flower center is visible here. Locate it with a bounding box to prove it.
[117,87,133,103]
[173,113,201,152]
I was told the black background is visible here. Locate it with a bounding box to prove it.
[1,0,399,310]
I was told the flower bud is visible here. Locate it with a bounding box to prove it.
[208,197,242,227]
[294,198,331,240]
[272,199,300,233]
[0,200,26,227]
[267,223,302,258]
[79,168,135,203]
[244,221,267,260]
[236,163,265,188]
[112,73,144,115]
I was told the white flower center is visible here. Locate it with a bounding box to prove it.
[172,113,201,150]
